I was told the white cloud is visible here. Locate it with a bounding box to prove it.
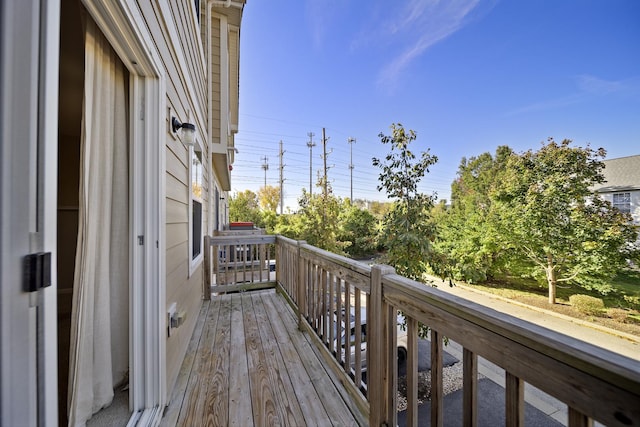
[576,75,625,95]
[305,0,346,49]
[507,75,640,116]
[369,0,491,88]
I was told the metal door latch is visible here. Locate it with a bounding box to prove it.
[23,252,52,292]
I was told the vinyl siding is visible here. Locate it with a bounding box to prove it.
[135,0,211,397]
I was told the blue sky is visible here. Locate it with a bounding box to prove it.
[233,0,640,211]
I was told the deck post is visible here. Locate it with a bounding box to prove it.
[297,240,307,331]
[369,264,395,427]
[203,235,211,300]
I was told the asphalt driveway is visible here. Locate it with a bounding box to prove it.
[397,378,562,427]
[397,338,459,376]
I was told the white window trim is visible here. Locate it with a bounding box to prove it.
[613,192,631,213]
[189,141,204,276]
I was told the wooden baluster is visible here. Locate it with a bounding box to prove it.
[328,272,335,355]
[344,282,351,374]
[336,274,342,362]
[386,304,398,426]
[354,289,362,389]
[203,235,211,300]
[568,407,593,427]
[297,241,306,331]
[506,372,524,426]
[407,317,418,427]
[431,330,443,427]
[463,348,478,427]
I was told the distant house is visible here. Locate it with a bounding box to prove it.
[592,155,640,225]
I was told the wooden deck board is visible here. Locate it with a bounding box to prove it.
[260,293,334,426]
[176,297,221,425]
[243,293,280,426]
[249,292,305,426]
[165,289,363,426]
[268,291,362,427]
[228,294,252,426]
[204,295,231,426]
[161,302,210,427]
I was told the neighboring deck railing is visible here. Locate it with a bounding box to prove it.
[206,233,640,427]
[203,230,276,297]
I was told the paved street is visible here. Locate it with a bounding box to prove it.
[427,276,640,425]
[433,276,640,361]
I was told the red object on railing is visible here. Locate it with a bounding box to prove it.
[229,222,254,230]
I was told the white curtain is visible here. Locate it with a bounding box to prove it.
[67,16,129,427]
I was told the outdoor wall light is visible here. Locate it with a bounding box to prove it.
[172,117,196,146]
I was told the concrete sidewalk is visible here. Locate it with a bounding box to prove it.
[430,275,640,361]
[419,275,640,425]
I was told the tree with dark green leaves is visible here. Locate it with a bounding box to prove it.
[494,138,639,303]
[373,123,438,281]
[431,146,513,283]
[338,201,379,258]
[295,186,346,254]
[229,190,263,227]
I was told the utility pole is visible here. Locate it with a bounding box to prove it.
[348,137,356,202]
[279,140,285,215]
[261,156,268,188]
[306,132,315,195]
[322,127,329,199]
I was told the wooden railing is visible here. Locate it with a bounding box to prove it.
[203,230,275,297]
[208,233,640,426]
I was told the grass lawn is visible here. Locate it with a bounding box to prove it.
[459,269,640,337]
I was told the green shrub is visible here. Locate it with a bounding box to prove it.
[607,308,630,323]
[623,295,640,310]
[569,294,605,316]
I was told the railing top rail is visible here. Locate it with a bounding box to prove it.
[275,234,298,247]
[381,272,640,395]
[299,242,373,278]
[207,234,276,246]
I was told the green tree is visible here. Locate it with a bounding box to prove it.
[258,185,280,212]
[373,123,438,281]
[431,147,513,282]
[494,138,639,303]
[338,203,379,258]
[229,190,263,226]
[295,186,346,254]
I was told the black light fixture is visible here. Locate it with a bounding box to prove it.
[172,117,196,147]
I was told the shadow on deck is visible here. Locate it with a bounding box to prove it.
[161,289,364,426]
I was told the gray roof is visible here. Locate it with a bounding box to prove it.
[592,155,640,193]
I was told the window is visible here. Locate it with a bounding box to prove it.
[613,192,631,214]
[194,0,200,23]
[191,148,203,263]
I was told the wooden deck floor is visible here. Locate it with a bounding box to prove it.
[161,289,363,427]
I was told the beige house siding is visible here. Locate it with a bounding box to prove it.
[133,0,211,397]
[210,15,222,145]
[229,25,240,133]
[593,155,640,226]
[599,191,640,225]
[142,0,244,398]
[123,0,243,400]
